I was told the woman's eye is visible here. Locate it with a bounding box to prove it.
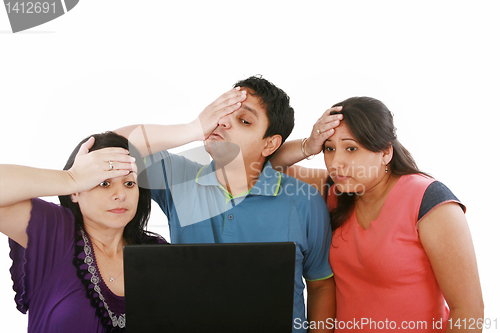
[125,181,136,188]
[347,147,357,152]
[240,118,250,125]
[99,181,110,188]
[325,147,335,152]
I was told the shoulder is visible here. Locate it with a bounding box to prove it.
[141,232,169,244]
[391,174,465,222]
[278,172,325,204]
[399,173,435,189]
[284,165,329,197]
[25,198,76,253]
[30,198,75,224]
[145,150,208,191]
[418,179,465,222]
[146,150,206,169]
[277,173,330,224]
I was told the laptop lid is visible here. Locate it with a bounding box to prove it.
[124,242,296,333]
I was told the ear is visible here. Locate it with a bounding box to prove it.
[70,193,79,203]
[382,145,394,165]
[261,135,283,158]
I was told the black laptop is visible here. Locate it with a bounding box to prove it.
[124,242,296,333]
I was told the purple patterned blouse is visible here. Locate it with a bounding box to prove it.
[9,198,166,332]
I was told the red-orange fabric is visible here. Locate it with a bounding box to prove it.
[328,174,452,332]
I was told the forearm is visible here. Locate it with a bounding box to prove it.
[114,122,202,157]
[115,88,247,157]
[446,308,485,332]
[269,139,307,172]
[270,107,342,171]
[0,165,75,207]
[306,278,336,332]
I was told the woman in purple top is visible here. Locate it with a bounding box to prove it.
[0,132,166,332]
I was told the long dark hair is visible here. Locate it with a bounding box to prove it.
[58,131,162,244]
[327,97,429,232]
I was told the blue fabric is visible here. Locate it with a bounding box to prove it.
[418,180,466,221]
[145,151,333,332]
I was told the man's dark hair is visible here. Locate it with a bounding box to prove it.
[233,76,294,155]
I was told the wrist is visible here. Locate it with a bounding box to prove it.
[301,138,315,160]
[64,169,81,194]
[186,119,207,142]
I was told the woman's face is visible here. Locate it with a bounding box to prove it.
[323,122,389,194]
[72,172,139,232]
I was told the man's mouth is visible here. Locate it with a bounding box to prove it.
[208,132,224,140]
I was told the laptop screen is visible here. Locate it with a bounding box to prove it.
[124,242,296,333]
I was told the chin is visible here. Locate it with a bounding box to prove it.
[335,184,364,195]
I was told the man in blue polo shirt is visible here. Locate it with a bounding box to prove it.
[116,76,335,332]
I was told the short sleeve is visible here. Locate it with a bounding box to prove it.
[302,190,334,281]
[9,198,75,313]
[417,181,466,222]
[145,150,204,219]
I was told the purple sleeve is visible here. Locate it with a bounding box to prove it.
[9,198,76,314]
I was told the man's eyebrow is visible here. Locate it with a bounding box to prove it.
[241,104,259,119]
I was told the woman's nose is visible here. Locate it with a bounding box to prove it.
[325,152,345,173]
[112,185,126,201]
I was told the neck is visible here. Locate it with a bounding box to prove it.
[214,157,265,196]
[85,224,125,257]
[356,172,398,207]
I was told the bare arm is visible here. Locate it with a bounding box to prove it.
[114,88,247,157]
[0,137,134,247]
[269,107,342,197]
[418,203,484,332]
[306,277,336,332]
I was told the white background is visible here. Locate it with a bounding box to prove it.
[1,1,499,331]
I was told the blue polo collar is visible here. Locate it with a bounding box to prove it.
[195,161,219,186]
[195,161,282,197]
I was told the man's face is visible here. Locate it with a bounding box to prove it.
[205,88,270,167]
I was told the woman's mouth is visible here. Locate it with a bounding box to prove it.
[334,175,350,182]
[108,208,128,214]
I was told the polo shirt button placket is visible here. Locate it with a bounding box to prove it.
[228,214,234,220]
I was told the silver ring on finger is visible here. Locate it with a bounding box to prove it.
[316,129,321,135]
[108,161,114,171]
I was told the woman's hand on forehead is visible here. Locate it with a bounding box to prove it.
[66,137,136,193]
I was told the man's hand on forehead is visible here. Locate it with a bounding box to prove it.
[191,87,247,141]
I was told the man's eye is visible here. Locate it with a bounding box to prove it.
[125,181,136,188]
[240,118,250,125]
[99,181,110,188]
[325,147,335,152]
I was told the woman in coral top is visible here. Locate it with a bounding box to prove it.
[271,97,483,332]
